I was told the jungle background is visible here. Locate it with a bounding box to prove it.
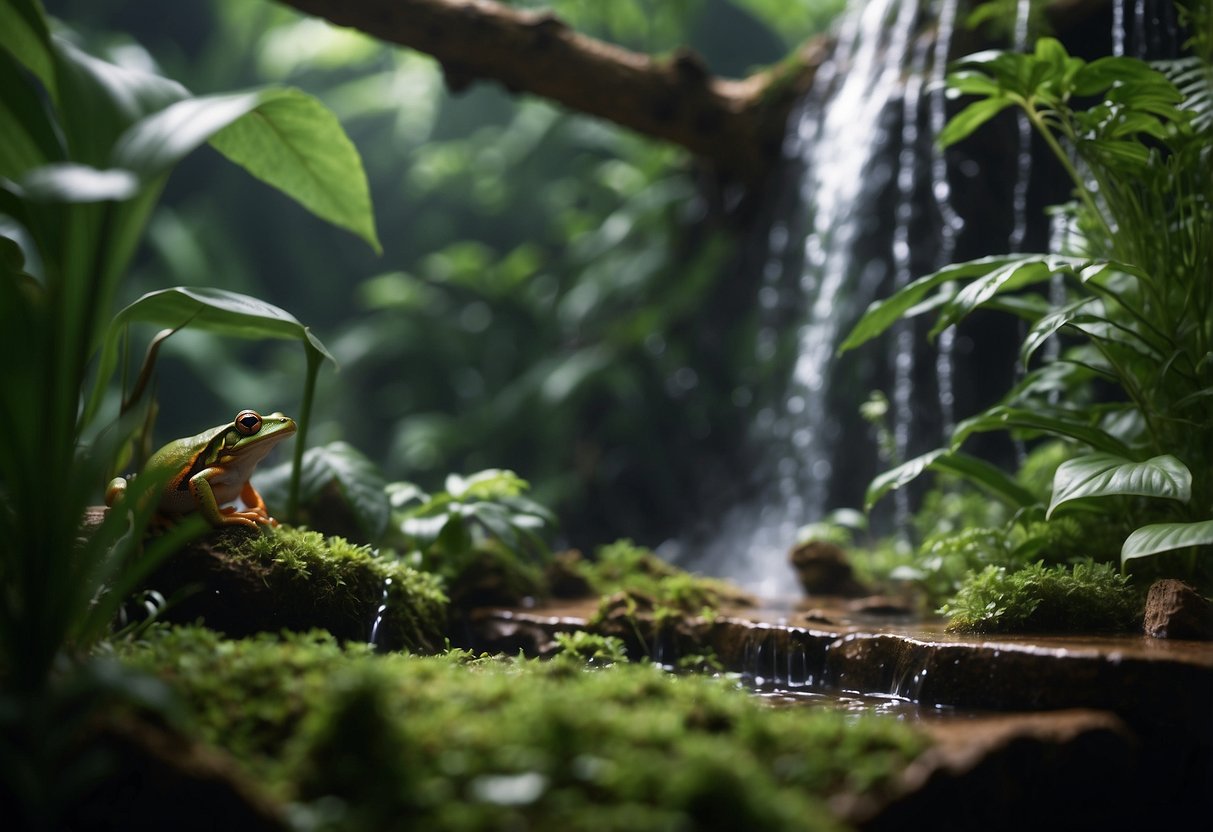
[46,0,855,553]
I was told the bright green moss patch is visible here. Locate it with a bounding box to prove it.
[940,562,1142,634]
[120,627,928,832]
[146,526,447,652]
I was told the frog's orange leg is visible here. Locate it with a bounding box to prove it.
[239,480,277,526]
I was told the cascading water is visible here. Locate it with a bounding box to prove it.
[677,0,945,595]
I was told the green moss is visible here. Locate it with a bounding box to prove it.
[211,526,448,652]
[120,627,928,832]
[580,540,751,617]
[940,561,1142,634]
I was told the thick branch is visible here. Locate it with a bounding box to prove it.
[272,0,827,179]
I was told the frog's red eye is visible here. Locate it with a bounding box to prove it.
[234,410,263,435]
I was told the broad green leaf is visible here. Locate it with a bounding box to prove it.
[207,88,381,253]
[85,286,335,426]
[839,256,1026,354]
[1122,520,1213,564]
[951,406,1134,458]
[937,96,1015,148]
[1047,453,1191,518]
[0,0,56,101]
[865,449,1035,512]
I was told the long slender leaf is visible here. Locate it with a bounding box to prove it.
[951,406,1134,457]
[1122,520,1213,564]
[839,256,1028,353]
[0,0,56,101]
[865,449,1035,512]
[1047,453,1191,518]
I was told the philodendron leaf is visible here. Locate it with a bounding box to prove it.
[1122,520,1213,565]
[85,286,334,427]
[112,87,379,253]
[1047,453,1192,518]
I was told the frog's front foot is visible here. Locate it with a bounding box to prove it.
[219,506,278,528]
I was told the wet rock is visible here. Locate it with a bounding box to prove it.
[545,549,595,599]
[789,540,870,597]
[1143,579,1213,641]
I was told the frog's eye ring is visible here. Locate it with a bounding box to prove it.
[234,409,263,436]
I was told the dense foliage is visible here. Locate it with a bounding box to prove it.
[842,8,1213,592]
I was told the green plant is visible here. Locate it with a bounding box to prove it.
[385,469,556,584]
[841,27,1213,582]
[940,561,1141,633]
[551,630,629,666]
[0,0,378,697]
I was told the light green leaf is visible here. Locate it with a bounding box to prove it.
[208,87,381,253]
[937,96,1016,148]
[1122,520,1213,565]
[1047,453,1191,518]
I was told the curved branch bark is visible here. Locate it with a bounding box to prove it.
[271,0,828,180]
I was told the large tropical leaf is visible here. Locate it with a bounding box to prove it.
[1047,453,1191,518]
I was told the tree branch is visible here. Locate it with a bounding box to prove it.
[271,0,828,180]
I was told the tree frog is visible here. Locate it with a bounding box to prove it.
[106,409,297,528]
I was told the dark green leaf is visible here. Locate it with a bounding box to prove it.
[951,406,1134,457]
[839,256,1026,353]
[86,286,334,427]
[1047,453,1191,518]
[0,0,56,101]
[865,449,1035,512]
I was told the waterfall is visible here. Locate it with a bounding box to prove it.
[673,0,933,595]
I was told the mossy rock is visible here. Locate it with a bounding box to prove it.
[139,526,447,652]
[118,627,929,831]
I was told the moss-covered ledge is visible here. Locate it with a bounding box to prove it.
[137,526,448,653]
